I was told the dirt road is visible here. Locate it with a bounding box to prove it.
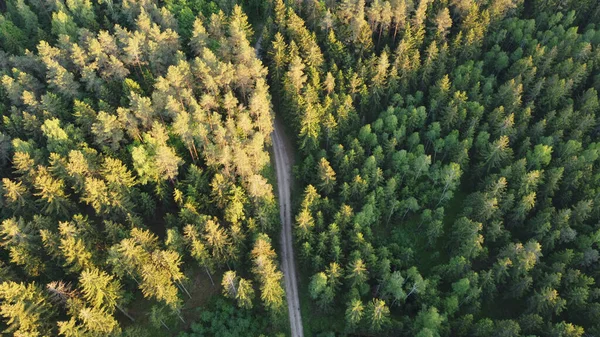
[272,118,304,337]
[254,34,304,337]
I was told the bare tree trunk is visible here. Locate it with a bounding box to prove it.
[415,169,422,182]
[160,319,170,330]
[176,310,185,323]
[127,270,141,286]
[176,280,192,299]
[117,305,135,322]
[188,147,196,162]
[205,266,215,286]
[192,142,199,161]
[405,284,418,300]
[228,278,238,297]
[436,187,449,207]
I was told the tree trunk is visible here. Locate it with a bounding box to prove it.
[117,305,135,322]
[436,191,447,207]
[205,266,215,286]
[414,169,422,182]
[177,280,192,299]
[188,147,196,162]
[160,319,170,330]
[437,183,451,207]
[192,142,199,162]
[405,284,417,299]
[229,278,238,297]
[176,310,185,323]
[127,270,141,286]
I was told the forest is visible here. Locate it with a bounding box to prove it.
[1,0,600,336]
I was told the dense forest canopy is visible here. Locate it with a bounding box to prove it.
[0,0,286,335]
[265,0,600,335]
[1,0,600,336]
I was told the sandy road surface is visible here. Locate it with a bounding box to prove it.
[255,34,304,337]
[272,118,304,337]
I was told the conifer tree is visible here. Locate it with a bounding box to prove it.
[0,281,53,336]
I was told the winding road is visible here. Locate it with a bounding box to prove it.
[254,35,304,336]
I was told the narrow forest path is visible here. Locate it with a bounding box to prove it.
[254,34,304,337]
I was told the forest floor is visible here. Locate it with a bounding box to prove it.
[254,33,304,337]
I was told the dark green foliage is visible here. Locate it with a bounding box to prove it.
[264,0,600,335]
[177,299,269,337]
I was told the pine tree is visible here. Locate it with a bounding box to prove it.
[414,306,445,337]
[33,166,73,216]
[347,258,368,288]
[0,217,45,276]
[78,306,120,334]
[346,298,364,328]
[79,268,131,320]
[435,8,452,39]
[0,281,53,336]
[184,224,215,285]
[203,218,232,265]
[237,277,255,309]
[91,112,124,152]
[222,270,255,309]
[190,17,208,56]
[251,234,284,311]
[318,157,337,194]
[1,178,28,211]
[366,298,390,332]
